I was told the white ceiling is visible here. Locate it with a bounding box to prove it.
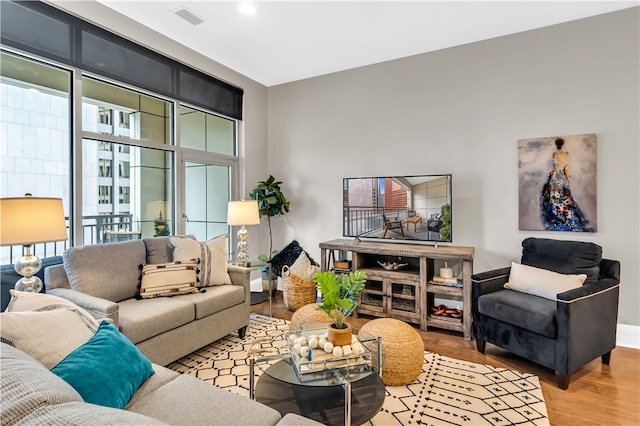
[72,1,638,87]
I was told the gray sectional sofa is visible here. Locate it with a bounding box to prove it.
[1,342,319,426]
[44,236,251,366]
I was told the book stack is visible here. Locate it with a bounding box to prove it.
[430,275,462,287]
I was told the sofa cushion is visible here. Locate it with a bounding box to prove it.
[126,374,282,426]
[174,285,246,320]
[63,240,146,302]
[0,309,96,369]
[521,237,602,284]
[504,262,586,300]
[126,364,179,408]
[144,236,174,264]
[478,289,557,338]
[51,321,155,409]
[140,260,199,298]
[0,343,83,426]
[118,297,195,344]
[19,402,168,425]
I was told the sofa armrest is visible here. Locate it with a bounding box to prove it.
[44,264,70,290]
[228,265,251,290]
[47,288,119,327]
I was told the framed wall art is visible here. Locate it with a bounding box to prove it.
[518,133,597,232]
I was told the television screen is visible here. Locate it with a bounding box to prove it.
[343,174,452,243]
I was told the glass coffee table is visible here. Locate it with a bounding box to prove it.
[249,324,385,426]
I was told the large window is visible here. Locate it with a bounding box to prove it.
[0,51,71,264]
[1,49,239,262]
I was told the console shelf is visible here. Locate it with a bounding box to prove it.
[319,238,474,340]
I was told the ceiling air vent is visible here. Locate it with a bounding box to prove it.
[174,7,205,26]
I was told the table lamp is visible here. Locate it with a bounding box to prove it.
[227,200,260,267]
[0,194,68,292]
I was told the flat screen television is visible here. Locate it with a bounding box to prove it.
[343,174,452,243]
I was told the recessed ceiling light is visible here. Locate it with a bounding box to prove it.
[238,3,256,15]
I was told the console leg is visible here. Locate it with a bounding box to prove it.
[556,372,570,390]
[475,338,486,353]
[601,351,612,365]
[238,326,247,339]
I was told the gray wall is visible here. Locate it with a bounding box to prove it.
[267,8,639,327]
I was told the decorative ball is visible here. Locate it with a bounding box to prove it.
[297,336,308,346]
[308,338,319,349]
[299,346,310,358]
[323,342,334,353]
[293,343,302,354]
[332,346,343,357]
[351,342,364,355]
[318,337,327,347]
[289,334,298,342]
[308,334,318,341]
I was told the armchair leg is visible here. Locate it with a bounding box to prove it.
[238,326,247,339]
[475,337,486,353]
[556,372,570,390]
[601,351,612,365]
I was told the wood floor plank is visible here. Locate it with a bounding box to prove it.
[251,292,640,426]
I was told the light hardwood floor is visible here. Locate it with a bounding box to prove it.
[251,292,640,426]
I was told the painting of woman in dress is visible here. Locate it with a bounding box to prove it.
[540,138,593,231]
[518,134,597,232]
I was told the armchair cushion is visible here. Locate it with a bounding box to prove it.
[521,237,602,284]
[478,289,557,337]
[504,262,586,300]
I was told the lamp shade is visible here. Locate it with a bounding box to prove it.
[0,197,68,246]
[227,200,260,226]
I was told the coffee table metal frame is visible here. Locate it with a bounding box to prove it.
[249,324,382,426]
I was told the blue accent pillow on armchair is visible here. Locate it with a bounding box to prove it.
[51,321,154,409]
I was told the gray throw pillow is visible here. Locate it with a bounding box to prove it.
[63,240,146,302]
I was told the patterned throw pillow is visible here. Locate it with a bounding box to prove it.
[170,234,231,286]
[139,259,199,298]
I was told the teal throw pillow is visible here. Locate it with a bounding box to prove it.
[51,321,154,409]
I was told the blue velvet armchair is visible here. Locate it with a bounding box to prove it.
[471,238,620,390]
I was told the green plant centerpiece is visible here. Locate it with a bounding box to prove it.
[315,269,367,346]
[250,175,290,295]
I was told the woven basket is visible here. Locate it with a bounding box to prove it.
[282,265,317,312]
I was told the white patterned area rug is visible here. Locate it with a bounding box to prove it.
[168,314,549,426]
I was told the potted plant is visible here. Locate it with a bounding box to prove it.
[314,269,367,346]
[250,175,290,295]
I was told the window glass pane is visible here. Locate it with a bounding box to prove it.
[185,162,230,241]
[82,139,173,244]
[180,105,235,155]
[0,51,71,263]
[82,77,171,145]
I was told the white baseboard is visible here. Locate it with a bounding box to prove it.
[617,324,640,349]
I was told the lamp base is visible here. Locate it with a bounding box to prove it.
[14,276,43,293]
[13,246,44,293]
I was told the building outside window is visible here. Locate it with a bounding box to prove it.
[0,49,239,264]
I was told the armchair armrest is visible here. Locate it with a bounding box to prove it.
[47,288,119,327]
[471,266,511,296]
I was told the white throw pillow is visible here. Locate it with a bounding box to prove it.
[7,290,99,331]
[504,262,587,300]
[204,234,232,285]
[140,259,199,298]
[171,234,231,286]
[289,251,320,281]
[0,309,96,369]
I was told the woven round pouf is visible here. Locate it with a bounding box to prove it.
[290,303,332,328]
[359,318,424,386]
